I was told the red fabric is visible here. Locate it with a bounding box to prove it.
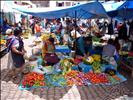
[128,52,133,56]
[74,58,83,65]
[35,24,41,33]
[44,53,59,64]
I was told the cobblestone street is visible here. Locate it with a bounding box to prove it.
[1,37,133,100]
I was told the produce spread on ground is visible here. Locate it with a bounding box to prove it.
[20,53,127,90]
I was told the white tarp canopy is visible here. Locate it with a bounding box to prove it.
[102,1,124,12]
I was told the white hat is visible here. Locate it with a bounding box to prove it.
[6,29,12,35]
[71,30,81,38]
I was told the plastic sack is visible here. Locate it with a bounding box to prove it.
[71,66,79,71]
[32,48,41,56]
[53,62,62,73]
[37,57,43,66]
[43,66,54,75]
[29,60,38,67]
[32,66,45,74]
[78,62,92,73]
[45,74,66,87]
[102,64,116,72]
[109,57,117,67]
[32,66,54,74]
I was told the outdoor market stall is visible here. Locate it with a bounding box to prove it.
[19,33,127,90]
[6,1,131,90]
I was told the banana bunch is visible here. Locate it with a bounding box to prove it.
[92,54,101,62]
[60,59,73,75]
[0,40,6,45]
[119,51,128,55]
[41,34,50,41]
[83,56,94,64]
[41,33,56,41]
[92,61,101,73]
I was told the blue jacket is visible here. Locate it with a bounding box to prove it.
[76,37,92,55]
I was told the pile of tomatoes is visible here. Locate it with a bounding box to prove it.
[84,72,109,84]
[22,72,45,88]
[65,70,87,86]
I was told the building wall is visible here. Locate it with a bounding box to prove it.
[31,0,125,8]
[30,1,49,7]
[31,1,88,8]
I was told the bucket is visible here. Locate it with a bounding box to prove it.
[29,60,38,67]
[70,50,75,58]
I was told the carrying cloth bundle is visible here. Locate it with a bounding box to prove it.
[6,37,16,52]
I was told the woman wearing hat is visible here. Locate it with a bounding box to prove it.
[9,27,26,79]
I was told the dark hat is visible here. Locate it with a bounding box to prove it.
[48,37,54,43]
[14,27,22,36]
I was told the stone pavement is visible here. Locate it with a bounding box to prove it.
[1,36,133,100]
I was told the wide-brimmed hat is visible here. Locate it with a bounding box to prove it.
[6,29,13,35]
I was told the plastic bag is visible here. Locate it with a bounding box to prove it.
[72,62,92,73]
[43,66,54,74]
[79,62,92,73]
[32,65,54,74]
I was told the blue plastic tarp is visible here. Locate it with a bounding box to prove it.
[102,1,124,18]
[118,1,133,9]
[14,2,108,19]
[103,1,133,20]
[102,1,124,12]
[116,1,133,20]
[55,45,71,53]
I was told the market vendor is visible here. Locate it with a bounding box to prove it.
[102,39,117,67]
[75,36,93,57]
[42,37,55,57]
[42,37,59,65]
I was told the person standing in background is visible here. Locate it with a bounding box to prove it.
[108,19,114,36]
[34,21,41,38]
[30,18,35,35]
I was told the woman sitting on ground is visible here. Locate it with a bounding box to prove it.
[42,37,59,65]
[102,39,117,68]
[42,37,55,57]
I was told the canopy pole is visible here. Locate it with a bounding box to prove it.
[74,10,77,58]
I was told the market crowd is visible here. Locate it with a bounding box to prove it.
[1,17,133,79]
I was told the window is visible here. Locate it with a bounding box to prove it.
[56,2,64,7]
[65,2,71,6]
